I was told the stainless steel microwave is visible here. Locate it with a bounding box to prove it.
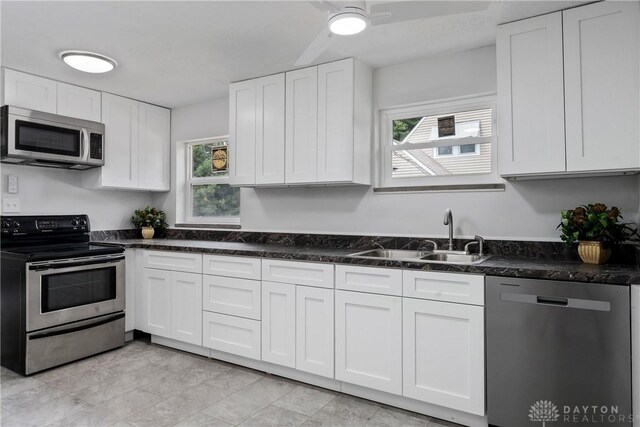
[1,105,105,169]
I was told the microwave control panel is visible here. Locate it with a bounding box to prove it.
[89,133,103,160]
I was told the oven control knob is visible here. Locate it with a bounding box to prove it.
[79,219,87,226]
[11,220,20,229]
[71,219,79,227]
[1,220,10,230]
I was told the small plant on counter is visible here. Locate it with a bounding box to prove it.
[558,204,638,264]
[558,204,636,245]
[131,206,168,239]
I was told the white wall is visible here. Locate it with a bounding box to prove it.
[0,164,152,230]
[160,45,639,240]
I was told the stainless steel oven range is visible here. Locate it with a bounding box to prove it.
[1,214,125,375]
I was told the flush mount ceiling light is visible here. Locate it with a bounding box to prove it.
[328,6,368,36]
[60,51,117,73]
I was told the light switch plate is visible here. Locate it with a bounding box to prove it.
[3,197,20,213]
[7,175,18,194]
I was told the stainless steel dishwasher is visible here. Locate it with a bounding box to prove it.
[486,276,632,427]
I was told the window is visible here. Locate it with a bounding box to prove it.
[379,95,497,189]
[185,137,240,224]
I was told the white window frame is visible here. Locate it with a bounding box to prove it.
[378,93,499,189]
[181,136,240,225]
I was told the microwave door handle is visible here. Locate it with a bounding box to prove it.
[80,129,90,160]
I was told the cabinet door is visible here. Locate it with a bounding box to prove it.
[138,102,171,191]
[3,69,57,113]
[171,272,202,345]
[255,74,285,185]
[124,249,136,332]
[564,1,640,172]
[335,290,402,395]
[285,67,318,184]
[261,281,296,367]
[296,286,334,378]
[317,59,354,182]
[403,298,485,416]
[57,82,101,121]
[100,93,139,188]
[496,13,565,176]
[142,268,172,338]
[229,79,256,185]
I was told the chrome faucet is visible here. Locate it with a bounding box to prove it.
[443,209,454,251]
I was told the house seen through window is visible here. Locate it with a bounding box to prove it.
[391,107,493,179]
[187,137,240,223]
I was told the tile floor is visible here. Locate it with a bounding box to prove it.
[0,339,460,427]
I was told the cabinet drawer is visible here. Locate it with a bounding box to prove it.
[202,255,261,280]
[336,265,402,296]
[143,250,202,274]
[262,259,334,288]
[202,311,261,360]
[403,271,484,306]
[203,275,261,320]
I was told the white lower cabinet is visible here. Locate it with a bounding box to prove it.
[124,249,136,333]
[142,268,202,345]
[203,275,261,320]
[403,298,485,415]
[171,272,203,346]
[202,311,261,360]
[335,290,402,395]
[261,281,296,367]
[296,285,334,378]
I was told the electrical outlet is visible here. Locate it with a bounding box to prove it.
[3,197,20,213]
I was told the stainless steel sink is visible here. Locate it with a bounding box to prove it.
[348,249,431,260]
[420,252,490,264]
[349,249,490,265]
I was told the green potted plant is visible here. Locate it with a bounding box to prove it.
[558,203,637,264]
[131,206,168,239]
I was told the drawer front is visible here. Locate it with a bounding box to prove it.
[336,265,402,296]
[403,271,485,305]
[203,275,261,320]
[202,255,261,280]
[143,250,202,274]
[202,311,261,360]
[262,259,334,288]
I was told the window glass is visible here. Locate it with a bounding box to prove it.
[390,107,492,178]
[187,138,239,223]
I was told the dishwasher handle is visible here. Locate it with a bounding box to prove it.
[536,296,568,306]
[500,292,611,312]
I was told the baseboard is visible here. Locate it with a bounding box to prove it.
[150,335,210,357]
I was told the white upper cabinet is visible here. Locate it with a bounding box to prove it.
[497,2,640,177]
[497,13,565,176]
[83,93,170,191]
[229,58,372,186]
[564,1,640,172]
[139,102,171,191]
[3,69,102,121]
[286,66,318,184]
[3,69,57,113]
[229,79,257,185]
[57,82,101,122]
[256,74,286,184]
[94,93,140,188]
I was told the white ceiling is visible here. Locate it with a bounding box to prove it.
[1,1,590,108]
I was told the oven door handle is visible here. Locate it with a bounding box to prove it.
[28,312,125,340]
[29,255,125,271]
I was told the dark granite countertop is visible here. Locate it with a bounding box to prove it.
[99,238,640,286]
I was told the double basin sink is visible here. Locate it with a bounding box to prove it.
[348,249,490,265]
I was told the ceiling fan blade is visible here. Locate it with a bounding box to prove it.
[308,0,341,13]
[369,1,490,26]
[295,28,333,66]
